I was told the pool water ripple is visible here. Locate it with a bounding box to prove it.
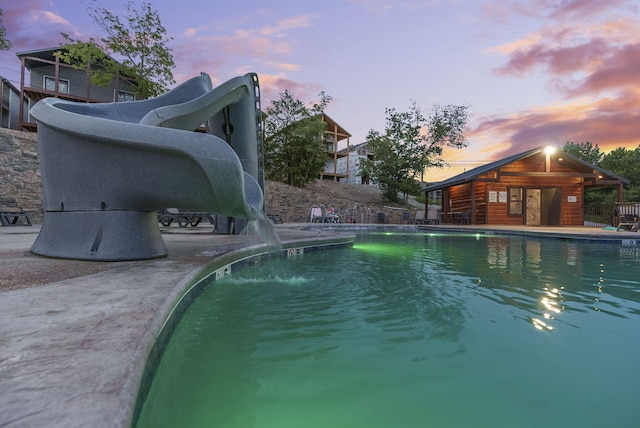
[137,233,640,428]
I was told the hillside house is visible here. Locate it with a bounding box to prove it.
[335,141,375,184]
[16,47,137,132]
[0,77,27,130]
[320,114,351,181]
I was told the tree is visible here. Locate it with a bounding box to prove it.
[264,90,331,187]
[562,141,603,165]
[0,8,12,50]
[600,146,640,201]
[360,102,470,202]
[58,1,175,99]
[572,144,640,207]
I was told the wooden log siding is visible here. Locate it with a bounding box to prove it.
[445,181,488,225]
[485,155,585,226]
[482,176,584,226]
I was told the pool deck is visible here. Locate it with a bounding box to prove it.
[1,223,638,427]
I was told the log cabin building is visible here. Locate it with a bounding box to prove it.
[424,146,629,226]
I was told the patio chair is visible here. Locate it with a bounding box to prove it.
[377,212,386,224]
[267,214,283,224]
[0,212,32,226]
[324,207,341,223]
[425,207,440,224]
[460,209,471,224]
[616,214,639,232]
[310,206,325,223]
[412,210,425,224]
[401,211,411,224]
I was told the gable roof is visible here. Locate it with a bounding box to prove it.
[16,46,123,73]
[423,146,630,192]
[1,75,20,93]
[322,113,351,140]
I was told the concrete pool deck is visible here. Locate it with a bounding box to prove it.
[1,223,638,427]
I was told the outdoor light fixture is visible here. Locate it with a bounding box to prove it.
[544,145,556,173]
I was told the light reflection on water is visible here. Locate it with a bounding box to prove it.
[137,233,640,428]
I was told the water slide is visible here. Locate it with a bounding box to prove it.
[30,72,265,261]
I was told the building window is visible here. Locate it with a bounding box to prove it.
[44,76,69,94]
[117,90,135,102]
[508,187,523,215]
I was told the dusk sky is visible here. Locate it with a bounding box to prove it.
[1,0,639,181]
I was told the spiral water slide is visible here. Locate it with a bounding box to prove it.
[30,72,265,261]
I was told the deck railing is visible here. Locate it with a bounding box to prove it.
[584,204,614,227]
[584,202,640,227]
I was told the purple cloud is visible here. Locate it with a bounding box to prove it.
[477,0,640,162]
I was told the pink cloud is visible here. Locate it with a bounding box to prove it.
[171,14,318,93]
[480,3,512,24]
[0,2,82,54]
[39,10,72,26]
[568,43,640,95]
[480,0,640,164]
[266,62,299,72]
[493,27,613,77]
[547,0,636,21]
[171,29,295,83]
[469,89,640,161]
[547,40,610,75]
[258,75,323,105]
[178,14,314,60]
[259,15,316,37]
[497,0,634,21]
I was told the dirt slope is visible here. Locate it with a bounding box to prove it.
[264,179,417,223]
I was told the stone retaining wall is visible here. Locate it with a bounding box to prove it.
[0,128,43,223]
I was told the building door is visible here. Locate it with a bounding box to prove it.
[526,189,541,225]
[541,187,562,226]
[526,188,562,226]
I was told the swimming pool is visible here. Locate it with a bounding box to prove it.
[136,231,640,427]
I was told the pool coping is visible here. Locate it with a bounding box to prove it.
[303,223,640,245]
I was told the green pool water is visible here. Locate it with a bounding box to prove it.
[136,232,640,428]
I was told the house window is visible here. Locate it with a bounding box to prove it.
[44,76,69,94]
[117,90,135,102]
[508,187,523,215]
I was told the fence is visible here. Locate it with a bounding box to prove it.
[585,202,640,227]
[584,204,614,227]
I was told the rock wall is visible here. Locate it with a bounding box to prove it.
[0,128,43,223]
[264,179,411,224]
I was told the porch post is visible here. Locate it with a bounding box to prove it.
[424,190,428,215]
[19,56,26,131]
[470,180,477,225]
[617,183,624,202]
[443,188,449,223]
